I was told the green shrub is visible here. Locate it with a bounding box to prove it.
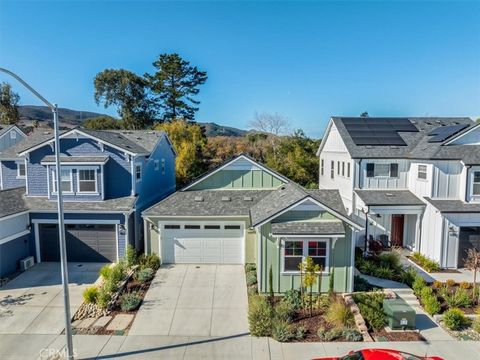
[283,289,302,312]
[325,298,354,328]
[374,266,395,280]
[125,245,138,267]
[246,272,257,286]
[295,325,307,340]
[110,261,126,284]
[422,294,441,315]
[420,286,434,299]
[139,253,160,270]
[358,259,378,276]
[97,288,111,309]
[399,267,417,287]
[248,295,273,337]
[83,286,99,304]
[352,292,386,331]
[317,294,331,311]
[317,325,328,340]
[99,265,112,280]
[472,317,480,333]
[324,327,343,341]
[446,279,456,287]
[275,300,296,322]
[411,252,440,272]
[444,288,472,308]
[135,267,154,283]
[412,276,427,296]
[103,278,118,294]
[353,276,374,292]
[378,251,401,270]
[443,308,470,330]
[245,263,256,272]
[343,329,363,342]
[247,286,258,297]
[120,291,142,311]
[271,319,295,342]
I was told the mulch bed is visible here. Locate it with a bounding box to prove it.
[431,284,479,315]
[373,329,425,342]
[407,257,460,273]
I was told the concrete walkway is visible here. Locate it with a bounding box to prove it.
[0,262,103,336]
[129,264,249,337]
[3,333,480,360]
[357,272,453,341]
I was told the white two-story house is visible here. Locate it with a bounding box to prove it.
[318,116,480,269]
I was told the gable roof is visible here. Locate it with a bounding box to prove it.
[322,117,478,161]
[181,154,290,191]
[0,125,25,139]
[249,182,363,230]
[0,128,48,160]
[16,127,172,156]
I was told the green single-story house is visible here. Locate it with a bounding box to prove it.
[142,154,363,293]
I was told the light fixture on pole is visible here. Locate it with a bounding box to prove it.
[0,68,74,359]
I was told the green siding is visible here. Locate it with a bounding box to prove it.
[189,169,284,190]
[245,229,257,263]
[258,222,353,294]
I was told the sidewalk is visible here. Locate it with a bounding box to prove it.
[4,333,480,360]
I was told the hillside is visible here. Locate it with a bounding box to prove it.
[17,105,247,137]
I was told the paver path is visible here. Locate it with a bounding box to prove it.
[129,264,249,337]
[357,271,453,341]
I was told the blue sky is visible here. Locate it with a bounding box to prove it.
[1,1,479,138]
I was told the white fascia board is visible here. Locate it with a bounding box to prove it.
[0,230,30,245]
[181,154,288,191]
[253,196,363,231]
[0,210,29,221]
[316,118,333,156]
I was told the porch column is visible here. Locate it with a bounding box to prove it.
[414,213,421,251]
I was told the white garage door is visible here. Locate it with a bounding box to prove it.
[161,222,244,264]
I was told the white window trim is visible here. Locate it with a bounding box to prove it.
[373,163,391,178]
[161,158,166,175]
[77,168,99,195]
[154,159,160,171]
[417,164,428,181]
[135,163,142,182]
[281,238,330,274]
[9,130,16,140]
[16,162,26,179]
[51,168,74,194]
[472,170,480,196]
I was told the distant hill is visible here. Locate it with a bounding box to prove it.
[17,105,247,137]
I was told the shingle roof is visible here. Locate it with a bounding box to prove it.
[271,221,345,236]
[40,155,110,164]
[249,182,356,227]
[0,187,29,218]
[355,189,425,207]
[15,128,167,155]
[330,117,478,161]
[142,190,271,217]
[0,125,14,138]
[424,198,480,213]
[0,128,43,160]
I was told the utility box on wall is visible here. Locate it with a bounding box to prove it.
[383,298,416,330]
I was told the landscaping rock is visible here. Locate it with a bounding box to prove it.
[106,314,134,331]
[72,302,109,321]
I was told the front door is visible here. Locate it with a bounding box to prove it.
[391,215,405,247]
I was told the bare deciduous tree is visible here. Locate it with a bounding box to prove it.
[248,112,290,136]
[464,248,480,304]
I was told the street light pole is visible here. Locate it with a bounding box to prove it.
[0,68,74,359]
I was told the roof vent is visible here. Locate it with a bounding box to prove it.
[221,196,231,202]
[136,137,142,140]
[389,146,399,149]
[194,196,204,202]
[365,145,373,149]
[385,193,395,197]
[243,196,253,201]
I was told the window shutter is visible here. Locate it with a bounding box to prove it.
[390,163,398,177]
[366,163,374,177]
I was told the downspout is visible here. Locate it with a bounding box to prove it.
[465,166,471,202]
[364,206,369,254]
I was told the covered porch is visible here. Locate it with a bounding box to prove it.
[355,190,425,252]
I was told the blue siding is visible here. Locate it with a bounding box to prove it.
[27,145,52,196]
[48,165,103,201]
[1,161,25,190]
[0,127,25,152]
[0,234,33,277]
[104,146,132,198]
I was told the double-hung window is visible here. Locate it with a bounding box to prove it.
[330,161,334,179]
[320,159,324,176]
[341,162,345,176]
[473,171,480,196]
[161,159,166,175]
[135,164,142,181]
[347,163,351,178]
[418,165,427,180]
[78,169,97,193]
[337,161,340,175]
[17,163,26,178]
[283,239,328,272]
[52,169,72,193]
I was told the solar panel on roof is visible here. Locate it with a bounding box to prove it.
[342,118,418,146]
[427,124,468,143]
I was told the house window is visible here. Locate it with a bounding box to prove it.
[52,169,72,193]
[164,224,180,229]
[161,159,166,175]
[418,165,427,180]
[184,224,200,229]
[347,163,351,178]
[284,240,303,272]
[337,161,340,175]
[135,164,142,181]
[78,169,97,193]
[17,163,26,178]
[321,159,324,176]
[154,160,160,171]
[473,171,480,195]
[225,225,241,230]
[10,131,16,140]
[331,161,334,179]
[283,239,329,272]
[204,225,221,230]
[366,163,398,178]
[342,162,345,176]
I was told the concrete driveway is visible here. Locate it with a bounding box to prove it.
[0,262,103,335]
[130,264,249,337]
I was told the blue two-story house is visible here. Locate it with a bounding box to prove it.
[0,125,27,190]
[0,127,176,277]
